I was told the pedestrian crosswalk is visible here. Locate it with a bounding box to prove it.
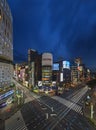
[7,80,89,130]
[48,86,89,130]
[53,96,82,114]
[52,86,88,115]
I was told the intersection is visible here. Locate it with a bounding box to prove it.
[5,80,95,130]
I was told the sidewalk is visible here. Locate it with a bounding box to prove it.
[5,110,28,130]
[84,88,96,126]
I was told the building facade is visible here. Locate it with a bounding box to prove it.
[71,65,78,84]
[62,61,71,84]
[42,53,53,86]
[52,63,60,84]
[0,0,13,90]
[28,49,42,88]
[14,63,29,87]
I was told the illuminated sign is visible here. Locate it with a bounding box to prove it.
[0,90,14,101]
[78,66,83,71]
[0,102,7,108]
[63,61,70,69]
[38,81,42,86]
[52,63,59,70]
[42,78,50,81]
[60,73,63,82]
[87,69,90,73]
[52,81,56,86]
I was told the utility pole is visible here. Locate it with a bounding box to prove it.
[46,113,48,120]
[91,103,94,119]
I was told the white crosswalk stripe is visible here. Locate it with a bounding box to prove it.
[52,96,82,114]
[49,86,89,130]
[53,86,88,114]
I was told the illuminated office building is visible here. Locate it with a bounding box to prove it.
[71,65,78,84]
[52,63,60,83]
[28,49,42,88]
[74,58,82,82]
[63,69,71,85]
[0,0,13,89]
[62,61,71,87]
[42,53,53,86]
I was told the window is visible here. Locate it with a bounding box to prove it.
[6,19,7,27]
[0,9,2,20]
[0,9,1,15]
[5,29,6,36]
[3,14,5,23]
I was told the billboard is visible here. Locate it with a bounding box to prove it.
[60,73,63,82]
[63,61,70,69]
[38,81,42,86]
[52,63,59,70]
[0,90,14,101]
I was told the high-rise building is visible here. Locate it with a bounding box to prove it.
[52,60,71,87]
[74,57,83,82]
[52,63,60,83]
[28,49,42,88]
[61,61,71,87]
[0,0,13,90]
[14,63,29,87]
[42,53,53,86]
[77,64,86,81]
[28,49,38,63]
[71,65,78,84]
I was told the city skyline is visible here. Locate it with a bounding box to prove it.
[1,1,96,129]
[7,0,96,68]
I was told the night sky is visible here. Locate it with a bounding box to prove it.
[7,0,96,68]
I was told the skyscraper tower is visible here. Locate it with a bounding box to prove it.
[28,49,42,88]
[42,53,53,86]
[0,0,13,90]
[74,57,82,82]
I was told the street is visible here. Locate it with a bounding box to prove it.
[4,80,96,130]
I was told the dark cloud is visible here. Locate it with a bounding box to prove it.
[7,0,96,67]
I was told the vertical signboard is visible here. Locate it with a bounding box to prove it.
[91,103,94,119]
[31,62,35,86]
[38,81,42,86]
[60,73,63,82]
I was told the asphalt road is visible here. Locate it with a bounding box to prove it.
[20,100,56,130]
[5,79,96,130]
[39,86,95,130]
[39,98,95,130]
[53,110,91,130]
[0,119,5,130]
